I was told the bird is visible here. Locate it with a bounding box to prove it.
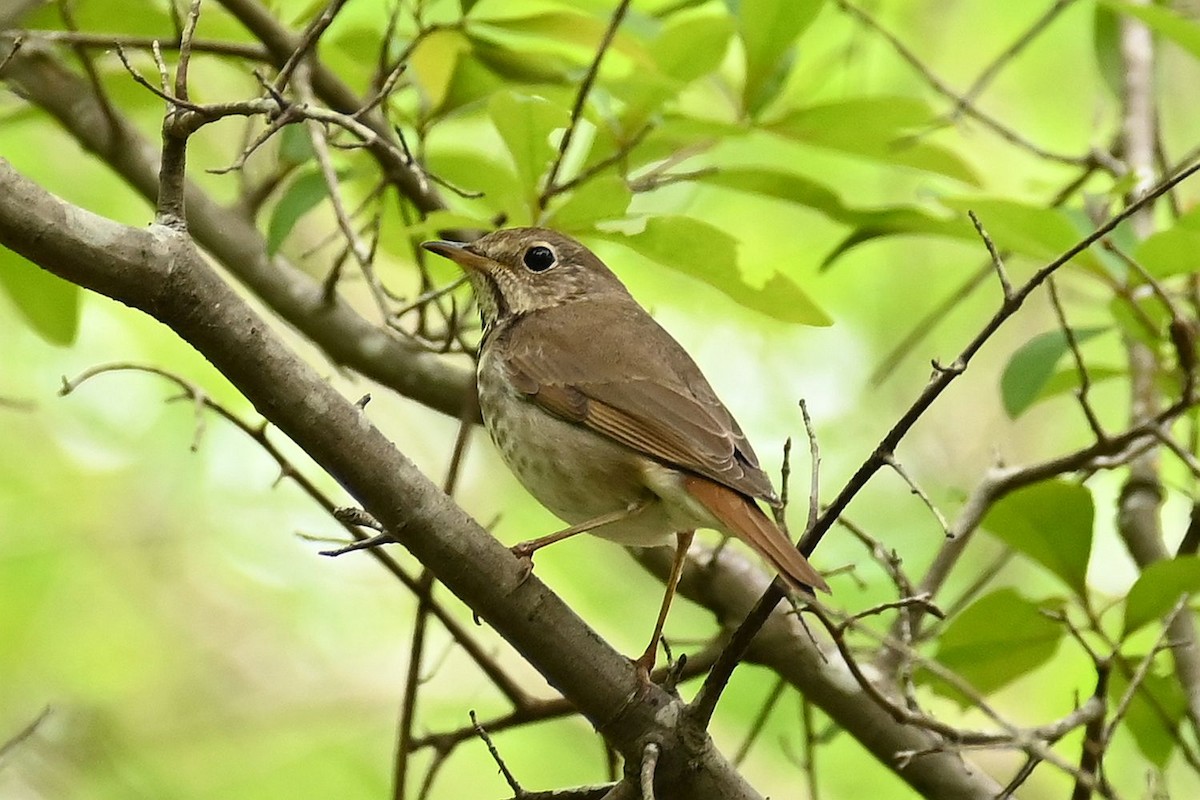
[423,228,829,678]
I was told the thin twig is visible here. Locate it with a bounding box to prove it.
[1047,276,1107,440]
[273,0,351,93]
[470,710,523,796]
[688,153,1200,730]
[950,0,1080,120]
[968,210,1012,301]
[798,399,821,533]
[540,0,633,208]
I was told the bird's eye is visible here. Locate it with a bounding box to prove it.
[523,245,556,272]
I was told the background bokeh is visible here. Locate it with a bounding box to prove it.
[3,0,1200,797]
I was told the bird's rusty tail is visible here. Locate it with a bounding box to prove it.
[684,475,831,595]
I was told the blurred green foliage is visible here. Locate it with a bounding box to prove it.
[3,0,1200,798]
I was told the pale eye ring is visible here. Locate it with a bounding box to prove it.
[523,245,556,272]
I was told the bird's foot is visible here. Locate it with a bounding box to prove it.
[632,650,657,692]
[509,542,537,586]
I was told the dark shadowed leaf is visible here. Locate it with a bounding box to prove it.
[278,125,314,166]
[1123,556,1200,637]
[266,169,330,255]
[982,480,1094,597]
[930,589,1064,700]
[1092,3,1125,97]
[1109,656,1186,768]
[0,248,81,346]
[601,216,830,325]
[1000,328,1107,418]
[1099,0,1200,59]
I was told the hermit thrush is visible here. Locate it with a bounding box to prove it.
[423,228,829,674]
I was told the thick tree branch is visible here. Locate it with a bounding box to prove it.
[0,42,475,420]
[0,158,755,800]
[634,545,1004,799]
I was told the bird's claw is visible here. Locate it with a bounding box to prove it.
[510,543,535,586]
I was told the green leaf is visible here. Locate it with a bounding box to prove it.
[1037,365,1124,405]
[768,98,978,184]
[730,0,823,113]
[1123,556,1200,637]
[653,13,735,83]
[1109,656,1186,768]
[601,216,831,325]
[930,589,1064,699]
[409,28,473,110]
[1136,211,1200,278]
[460,0,482,14]
[698,168,971,266]
[1093,3,1125,98]
[469,36,573,84]
[1000,327,1107,418]
[982,480,1094,597]
[488,91,571,214]
[942,198,1110,275]
[0,247,81,346]
[424,150,523,224]
[1099,0,1200,60]
[266,169,330,255]
[470,10,651,64]
[278,125,314,166]
[547,175,632,232]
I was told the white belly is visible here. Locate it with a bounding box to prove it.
[477,352,706,547]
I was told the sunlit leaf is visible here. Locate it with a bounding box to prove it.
[1000,328,1108,418]
[942,198,1110,275]
[768,98,978,184]
[698,167,970,266]
[1136,209,1200,278]
[488,91,571,214]
[982,480,1094,597]
[409,28,473,110]
[424,150,524,224]
[547,175,632,232]
[930,589,1064,699]
[1123,556,1200,637]
[654,14,736,83]
[266,169,329,255]
[601,216,831,325]
[0,248,81,346]
[729,0,823,114]
[469,10,652,64]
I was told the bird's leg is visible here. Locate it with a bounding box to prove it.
[633,529,695,684]
[510,500,649,583]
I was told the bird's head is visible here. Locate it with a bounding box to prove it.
[423,227,627,329]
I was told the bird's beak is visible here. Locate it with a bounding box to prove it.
[422,240,493,272]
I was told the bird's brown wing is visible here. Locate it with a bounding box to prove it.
[494,299,779,503]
